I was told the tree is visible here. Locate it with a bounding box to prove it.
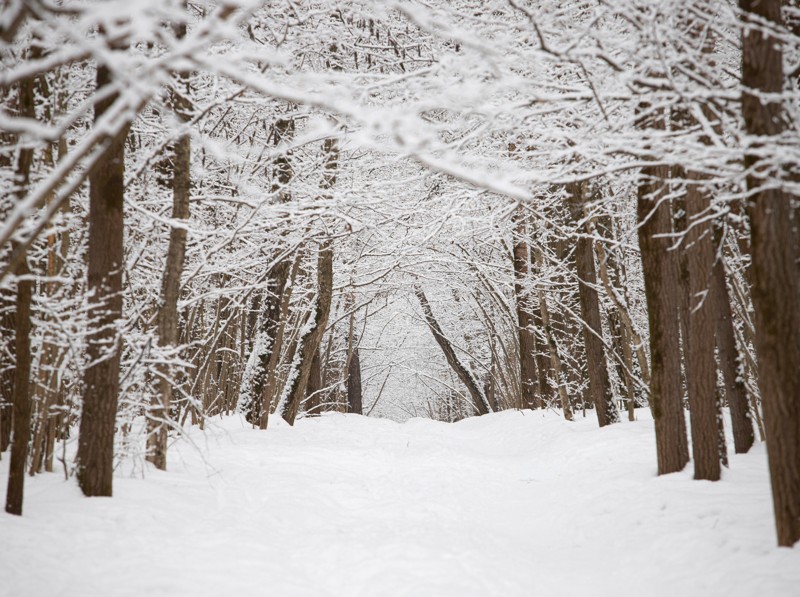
[76,64,130,497]
[636,119,690,474]
[4,70,35,515]
[415,286,491,416]
[740,0,800,547]
[281,138,339,425]
[567,181,618,427]
[511,207,542,411]
[147,19,192,471]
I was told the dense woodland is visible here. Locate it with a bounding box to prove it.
[0,0,798,548]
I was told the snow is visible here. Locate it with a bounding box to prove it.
[1,409,798,597]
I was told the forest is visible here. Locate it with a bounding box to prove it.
[1,0,799,594]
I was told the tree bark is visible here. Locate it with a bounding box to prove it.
[740,0,800,547]
[636,119,690,474]
[4,72,35,514]
[258,251,302,428]
[4,257,32,515]
[347,346,363,415]
[147,53,192,471]
[567,182,618,427]
[684,175,725,480]
[305,347,322,414]
[281,240,334,425]
[76,65,130,497]
[512,209,542,410]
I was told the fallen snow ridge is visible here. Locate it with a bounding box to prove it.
[1,409,799,597]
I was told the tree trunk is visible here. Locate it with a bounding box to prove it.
[258,251,302,428]
[636,121,690,474]
[347,346,363,415]
[76,65,130,497]
[512,209,542,410]
[534,248,574,421]
[4,72,35,514]
[567,182,618,427]
[247,117,295,423]
[281,240,334,425]
[147,57,192,471]
[4,257,32,515]
[712,226,754,454]
[415,286,491,415]
[305,347,322,414]
[281,138,338,425]
[740,0,800,547]
[684,175,725,480]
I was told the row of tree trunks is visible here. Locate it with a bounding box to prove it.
[281,137,339,425]
[246,116,296,424]
[258,252,303,428]
[29,116,71,476]
[591,227,650,389]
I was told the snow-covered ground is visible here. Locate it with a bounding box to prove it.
[1,409,798,597]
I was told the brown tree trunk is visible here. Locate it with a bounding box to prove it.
[281,240,334,425]
[636,126,690,474]
[305,348,322,414]
[740,0,800,547]
[4,257,32,515]
[281,138,338,425]
[512,209,542,410]
[534,248,574,421]
[527,247,554,406]
[712,227,754,454]
[247,117,295,423]
[4,72,35,514]
[258,251,302,428]
[684,176,725,480]
[147,58,192,471]
[567,182,618,427]
[415,286,491,415]
[76,65,130,497]
[347,346,363,415]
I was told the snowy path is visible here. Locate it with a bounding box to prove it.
[1,410,798,597]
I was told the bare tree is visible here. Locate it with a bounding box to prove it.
[147,20,192,471]
[740,0,800,547]
[4,71,35,515]
[415,286,491,416]
[636,106,690,474]
[76,64,130,497]
[567,182,618,427]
